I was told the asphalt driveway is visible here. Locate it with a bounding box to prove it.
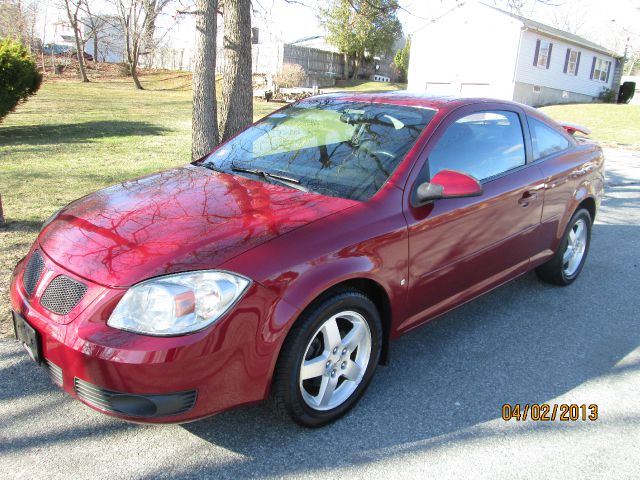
[1,148,638,479]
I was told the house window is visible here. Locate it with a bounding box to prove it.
[564,49,580,75]
[534,40,553,68]
[592,58,611,82]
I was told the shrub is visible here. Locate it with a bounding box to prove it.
[0,38,42,121]
[274,63,307,88]
[598,87,617,103]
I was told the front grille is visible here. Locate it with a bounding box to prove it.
[74,378,197,418]
[23,250,45,295]
[40,275,87,315]
[43,359,63,387]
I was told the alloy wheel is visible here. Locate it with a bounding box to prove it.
[299,310,372,411]
[563,218,587,277]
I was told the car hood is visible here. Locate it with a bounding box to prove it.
[39,166,357,287]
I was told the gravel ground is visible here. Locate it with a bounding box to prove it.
[0,148,638,479]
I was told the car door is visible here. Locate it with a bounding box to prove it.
[400,104,546,332]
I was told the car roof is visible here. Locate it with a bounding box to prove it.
[309,90,538,115]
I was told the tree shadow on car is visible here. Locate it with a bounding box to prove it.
[178,221,640,478]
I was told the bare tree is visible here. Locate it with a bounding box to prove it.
[61,0,90,82]
[0,0,40,48]
[219,0,253,142]
[109,0,171,89]
[142,0,161,55]
[493,0,563,16]
[0,1,24,40]
[81,1,106,63]
[191,0,219,159]
[550,6,586,34]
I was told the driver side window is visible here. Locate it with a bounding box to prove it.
[428,110,526,182]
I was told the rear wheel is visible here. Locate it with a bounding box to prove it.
[271,290,382,427]
[536,208,592,285]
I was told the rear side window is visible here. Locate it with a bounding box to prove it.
[428,110,526,181]
[530,118,569,160]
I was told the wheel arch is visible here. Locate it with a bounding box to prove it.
[269,273,395,389]
[553,183,598,251]
[317,277,393,366]
[576,196,596,223]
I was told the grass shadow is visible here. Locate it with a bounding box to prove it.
[0,120,171,147]
[0,219,42,234]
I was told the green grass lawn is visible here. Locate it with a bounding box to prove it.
[540,103,640,148]
[325,79,407,92]
[0,73,279,336]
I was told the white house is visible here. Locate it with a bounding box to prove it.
[407,2,622,106]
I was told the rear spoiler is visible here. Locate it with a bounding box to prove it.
[559,122,591,136]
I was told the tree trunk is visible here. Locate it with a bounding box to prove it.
[130,56,143,90]
[63,1,89,83]
[351,54,360,80]
[343,52,349,79]
[219,0,253,142]
[93,33,99,64]
[72,26,89,82]
[143,0,158,55]
[191,0,219,160]
[0,193,5,227]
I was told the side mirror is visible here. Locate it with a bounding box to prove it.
[413,169,482,206]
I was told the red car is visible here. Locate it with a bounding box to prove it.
[10,92,604,427]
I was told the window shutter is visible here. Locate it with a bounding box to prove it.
[563,48,570,73]
[533,39,541,66]
[575,52,581,76]
[605,61,611,83]
[546,43,553,69]
[590,56,596,79]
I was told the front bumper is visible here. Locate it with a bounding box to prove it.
[9,247,290,423]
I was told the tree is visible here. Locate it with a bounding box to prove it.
[218,0,253,142]
[494,0,561,16]
[61,0,90,82]
[0,38,42,121]
[0,2,23,40]
[322,0,403,80]
[1,0,41,51]
[191,0,219,159]
[393,36,410,82]
[110,0,171,89]
[82,1,107,64]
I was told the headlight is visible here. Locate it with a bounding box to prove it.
[107,271,251,336]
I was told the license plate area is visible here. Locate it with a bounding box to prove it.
[12,311,41,364]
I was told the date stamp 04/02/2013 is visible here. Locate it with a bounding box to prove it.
[502,403,599,422]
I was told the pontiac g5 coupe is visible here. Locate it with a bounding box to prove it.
[10,92,604,427]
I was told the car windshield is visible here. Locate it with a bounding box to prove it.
[201,98,436,201]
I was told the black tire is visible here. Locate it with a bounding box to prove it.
[536,208,592,286]
[270,289,382,428]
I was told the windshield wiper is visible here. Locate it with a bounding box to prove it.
[231,165,309,192]
[198,162,222,172]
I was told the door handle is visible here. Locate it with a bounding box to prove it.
[518,191,537,207]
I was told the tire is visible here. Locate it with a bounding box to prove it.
[270,289,382,427]
[536,208,592,286]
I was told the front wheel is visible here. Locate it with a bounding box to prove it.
[536,208,592,285]
[271,290,382,427]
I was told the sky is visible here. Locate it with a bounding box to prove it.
[38,0,639,54]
